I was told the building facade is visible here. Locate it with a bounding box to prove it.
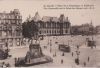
[28,12,71,36]
[0,9,22,47]
[71,23,95,35]
[96,26,100,34]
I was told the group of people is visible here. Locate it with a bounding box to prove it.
[71,51,90,67]
[0,62,10,67]
[83,56,90,67]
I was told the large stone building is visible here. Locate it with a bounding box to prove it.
[96,25,100,34]
[28,12,71,36]
[0,9,22,47]
[71,23,95,35]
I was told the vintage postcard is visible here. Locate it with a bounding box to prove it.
[0,0,99,68]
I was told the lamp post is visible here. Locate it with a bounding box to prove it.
[75,45,80,65]
[68,40,72,46]
[68,40,71,46]
[48,36,49,45]
[39,36,40,44]
[50,40,52,53]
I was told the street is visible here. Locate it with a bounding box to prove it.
[0,35,100,67]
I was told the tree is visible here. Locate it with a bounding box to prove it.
[22,20,39,39]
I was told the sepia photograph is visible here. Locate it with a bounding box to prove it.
[0,0,100,68]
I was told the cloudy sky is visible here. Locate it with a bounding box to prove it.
[0,0,100,26]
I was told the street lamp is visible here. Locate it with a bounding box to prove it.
[68,40,71,46]
[48,36,49,45]
[68,40,72,46]
[75,45,80,65]
[50,40,52,53]
[76,50,80,59]
[55,37,58,44]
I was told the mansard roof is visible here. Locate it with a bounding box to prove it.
[27,12,70,23]
[42,16,69,23]
[42,16,59,22]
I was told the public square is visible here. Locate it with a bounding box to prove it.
[0,35,100,68]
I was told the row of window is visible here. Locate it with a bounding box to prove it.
[39,30,68,34]
[0,38,21,47]
[0,31,21,36]
[39,27,68,29]
[0,25,21,30]
[37,23,69,28]
[0,20,22,24]
[0,14,22,20]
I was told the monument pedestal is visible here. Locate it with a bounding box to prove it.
[15,44,53,67]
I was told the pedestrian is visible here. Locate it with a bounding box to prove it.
[84,62,86,67]
[15,58,17,64]
[75,58,79,65]
[14,58,17,66]
[72,52,73,57]
[2,62,6,68]
[44,46,45,49]
[77,45,79,49]
[62,52,64,56]
[55,52,56,57]
[2,62,4,67]
[88,56,90,62]
[91,46,93,49]
[94,45,96,48]
[61,59,63,64]
[6,63,10,67]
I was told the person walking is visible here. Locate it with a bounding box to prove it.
[94,45,96,48]
[72,52,73,57]
[84,62,86,67]
[88,56,90,62]
[54,52,56,57]
[61,59,63,64]
[14,58,17,66]
[6,63,10,67]
[62,52,64,56]
[2,62,6,68]
[91,46,93,49]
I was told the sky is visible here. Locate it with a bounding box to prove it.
[0,0,100,26]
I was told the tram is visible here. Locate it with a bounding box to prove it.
[87,40,96,47]
[59,44,71,52]
[86,38,96,47]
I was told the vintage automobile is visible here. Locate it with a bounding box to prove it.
[59,44,71,52]
[15,44,53,67]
